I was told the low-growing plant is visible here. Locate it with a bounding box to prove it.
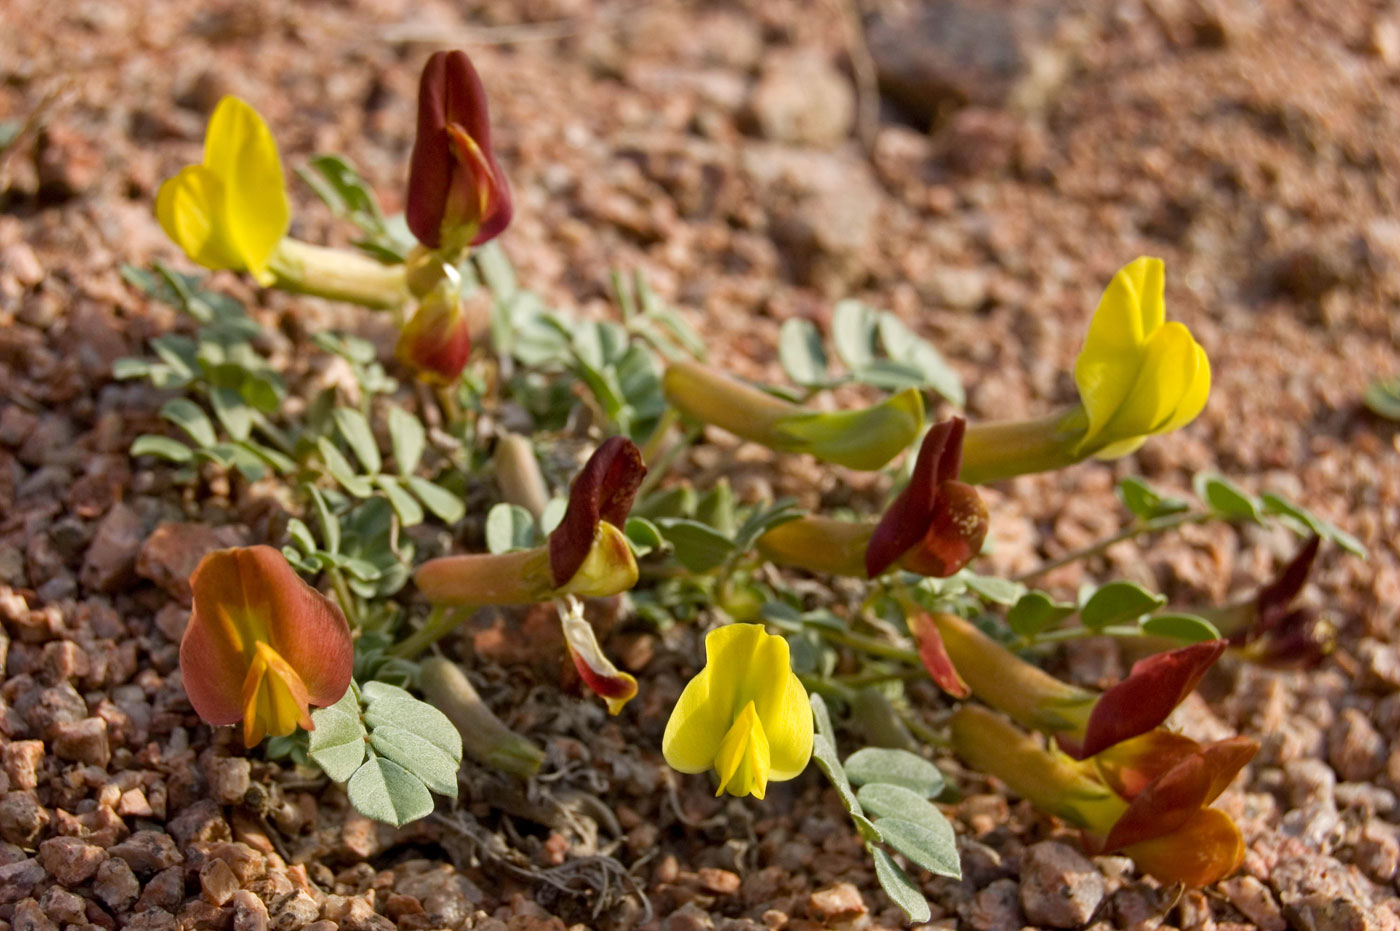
[122,47,1367,919]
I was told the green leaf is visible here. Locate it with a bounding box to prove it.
[286,518,316,554]
[1259,492,1366,557]
[812,734,862,816]
[1194,473,1261,523]
[832,300,878,371]
[624,516,664,557]
[387,406,426,476]
[308,689,366,783]
[375,476,424,527]
[1007,591,1076,638]
[369,726,460,797]
[1140,613,1222,643]
[113,357,151,380]
[695,479,737,537]
[404,476,465,523]
[334,408,382,475]
[1080,581,1167,630]
[1117,477,1190,520]
[130,435,193,463]
[961,573,1025,607]
[540,496,568,535]
[209,387,253,442]
[1364,376,1400,421]
[779,318,830,387]
[842,748,945,797]
[870,847,931,923]
[363,697,463,761]
[347,757,434,827]
[858,783,947,832]
[877,312,964,406]
[851,359,926,392]
[875,816,961,879]
[160,399,217,448]
[318,438,373,497]
[655,518,736,573]
[485,502,537,553]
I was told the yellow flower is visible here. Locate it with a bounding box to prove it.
[155,97,290,284]
[662,624,813,799]
[1073,257,1210,458]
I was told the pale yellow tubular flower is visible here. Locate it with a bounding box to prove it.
[156,97,290,284]
[662,624,813,799]
[1073,257,1210,458]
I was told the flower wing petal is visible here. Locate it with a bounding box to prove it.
[866,418,964,577]
[246,546,353,709]
[1077,639,1225,759]
[548,437,645,587]
[1121,807,1245,887]
[156,165,243,271]
[662,624,761,773]
[202,97,288,279]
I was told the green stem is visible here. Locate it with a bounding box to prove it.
[897,706,950,749]
[959,406,1088,485]
[837,668,926,689]
[327,568,361,629]
[640,407,679,464]
[1012,510,1210,584]
[799,674,859,705]
[635,425,702,501]
[267,238,409,310]
[1028,623,1146,645]
[392,605,472,660]
[818,628,921,666]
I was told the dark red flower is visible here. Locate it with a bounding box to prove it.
[865,417,988,578]
[548,437,646,588]
[407,50,513,252]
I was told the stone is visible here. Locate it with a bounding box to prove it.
[38,885,87,923]
[0,792,49,846]
[201,856,240,906]
[0,857,46,904]
[205,754,252,805]
[168,799,231,846]
[1328,708,1386,782]
[867,0,1077,124]
[698,867,741,895]
[52,716,111,767]
[79,502,144,593]
[135,865,186,911]
[1221,876,1285,931]
[233,888,271,931]
[665,902,716,931]
[1018,840,1105,928]
[11,897,60,931]
[93,854,140,910]
[37,835,106,885]
[109,829,183,874]
[808,882,866,920]
[1,741,43,790]
[748,51,854,147]
[967,877,1023,931]
[136,521,247,604]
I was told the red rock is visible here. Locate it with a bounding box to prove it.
[38,835,106,885]
[0,792,49,846]
[808,882,866,921]
[52,717,111,767]
[136,522,247,604]
[93,854,140,911]
[200,856,239,906]
[79,503,144,593]
[1,740,43,789]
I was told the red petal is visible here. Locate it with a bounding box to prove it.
[1092,730,1201,800]
[180,549,255,726]
[1121,807,1246,887]
[252,548,354,709]
[908,611,970,698]
[1104,736,1256,852]
[866,418,965,577]
[898,481,988,578]
[406,50,512,249]
[1254,535,1319,634]
[396,293,471,383]
[548,437,646,587]
[1075,640,1226,759]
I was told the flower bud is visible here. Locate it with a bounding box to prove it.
[407,50,513,254]
[396,282,471,384]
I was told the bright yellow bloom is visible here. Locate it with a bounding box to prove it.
[663,624,813,799]
[1073,257,1210,458]
[156,97,290,284]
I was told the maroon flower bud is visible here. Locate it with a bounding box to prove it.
[396,287,471,384]
[865,417,988,578]
[549,437,646,588]
[407,50,513,252]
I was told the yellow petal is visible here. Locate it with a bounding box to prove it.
[203,97,289,281]
[1074,257,1165,452]
[714,701,771,798]
[1158,340,1211,435]
[745,635,813,781]
[662,625,764,773]
[240,641,313,748]
[1092,321,1198,455]
[155,165,244,271]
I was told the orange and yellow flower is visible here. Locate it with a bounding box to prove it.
[179,546,353,748]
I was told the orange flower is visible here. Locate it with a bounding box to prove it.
[950,706,1255,886]
[179,546,354,748]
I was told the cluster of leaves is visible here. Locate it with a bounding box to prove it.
[308,682,464,827]
[1364,376,1400,421]
[779,300,964,406]
[810,694,958,923]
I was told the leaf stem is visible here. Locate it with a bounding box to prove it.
[1012,510,1211,584]
[327,568,361,629]
[391,604,473,660]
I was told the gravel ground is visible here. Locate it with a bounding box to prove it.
[2,0,1399,929]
